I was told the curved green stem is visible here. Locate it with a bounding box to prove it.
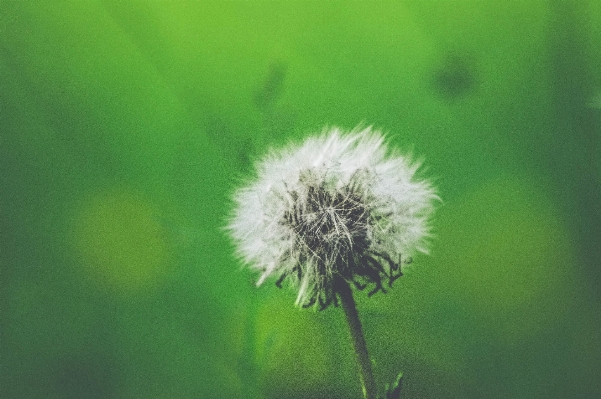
[335,277,378,399]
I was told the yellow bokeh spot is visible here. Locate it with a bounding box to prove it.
[254,297,333,396]
[72,189,170,293]
[436,177,575,341]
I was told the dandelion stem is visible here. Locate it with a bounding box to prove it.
[335,276,378,399]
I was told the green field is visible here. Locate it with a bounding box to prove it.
[1,1,600,398]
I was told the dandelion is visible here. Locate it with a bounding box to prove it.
[229,126,436,307]
[227,126,437,399]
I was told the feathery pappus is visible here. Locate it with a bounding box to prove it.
[227,127,438,310]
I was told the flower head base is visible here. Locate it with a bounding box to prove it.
[228,127,437,309]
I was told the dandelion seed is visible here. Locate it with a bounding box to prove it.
[227,126,437,309]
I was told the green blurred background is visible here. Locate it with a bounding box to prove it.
[1,1,600,398]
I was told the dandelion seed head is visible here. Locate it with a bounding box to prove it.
[227,127,437,309]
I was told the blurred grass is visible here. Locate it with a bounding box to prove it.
[1,1,600,398]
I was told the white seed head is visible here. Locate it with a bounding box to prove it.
[227,127,438,309]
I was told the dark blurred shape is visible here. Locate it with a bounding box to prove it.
[385,371,403,399]
[53,353,117,399]
[548,0,601,303]
[254,61,297,142]
[204,115,254,172]
[254,62,287,111]
[433,53,477,100]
